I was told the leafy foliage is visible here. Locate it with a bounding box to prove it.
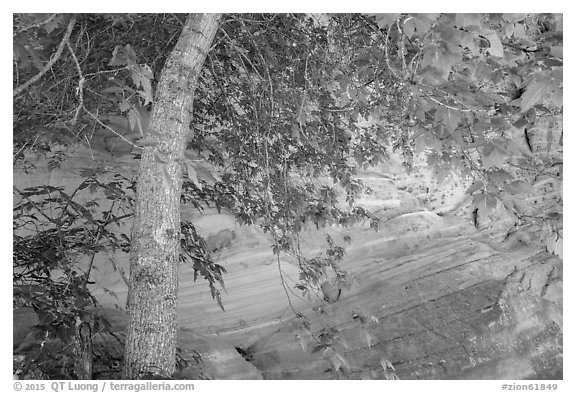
[13,13,562,379]
[358,13,563,249]
[13,171,134,378]
[179,220,227,310]
[13,14,183,158]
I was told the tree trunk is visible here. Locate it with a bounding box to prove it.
[124,13,221,379]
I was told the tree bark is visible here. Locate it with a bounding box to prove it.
[75,320,92,379]
[124,13,221,379]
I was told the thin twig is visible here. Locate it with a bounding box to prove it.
[427,95,473,113]
[419,82,491,114]
[83,201,117,291]
[67,41,85,126]
[13,134,40,164]
[397,18,407,75]
[276,248,299,312]
[83,108,141,150]
[319,105,355,112]
[14,13,58,35]
[383,19,400,80]
[13,14,77,98]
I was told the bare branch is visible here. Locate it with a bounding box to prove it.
[397,19,408,75]
[67,41,85,126]
[83,108,141,150]
[427,95,473,113]
[14,13,59,35]
[384,18,400,80]
[13,14,77,98]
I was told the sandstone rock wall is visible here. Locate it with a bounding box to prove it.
[13,117,562,379]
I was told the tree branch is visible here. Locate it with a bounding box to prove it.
[14,13,59,35]
[67,41,85,126]
[83,108,142,150]
[13,14,77,98]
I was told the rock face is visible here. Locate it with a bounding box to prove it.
[176,211,561,380]
[13,140,562,379]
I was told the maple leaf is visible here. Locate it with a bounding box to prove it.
[488,169,514,185]
[459,32,480,55]
[546,233,563,258]
[520,79,550,113]
[472,192,498,225]
[372,14,400,29]
[455,14,484,28]
[438,107,462,132]
[403,14,439,38]
[421,43,460,80]
[550,87,563,108]
[484,32,504,57]
[504,180,534,195]
[480,143,507,168]
[466,180,484,195]
[502,14,528,23]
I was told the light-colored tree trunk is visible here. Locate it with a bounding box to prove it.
[124,13,221,379]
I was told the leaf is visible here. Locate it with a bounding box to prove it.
[363,330,375,348]
[488,170,513,185]
[502,14,527,23]
[128,108,143,134]
[504,23,515,38]
[421,43,460,80]
[455,14,483,28]
[321,281,341,303]
[491,116,508,132]
[512,23,527,38]
[101,86,125,95]
[546,233,562,258]
[124,44,138,66]
[452,129,465,147]
[329,352,350,373]
[414,134,428,155]
[550,46,563,59]
[372,13,400,29]
[109,44,138,67]
[466,180,484,195]
[109,45,128,67]
[550,87,562,109]
[472,194,489,224]
[186,162,202,190]
[440,107,461,132]
[520,79,550,113]
[312,344,329,354]
[485,32,504,57]
[459,31,480,55]
[504,180,534,195]
[132,64,154,106]
[380,358,396,371]
[42,14,65,34]
[118,100,131,113]
[403,14,439,38]
[480,143,506,168]
[425,133,443,154]
[138,82,154,107]
[26,46,45,72]
[295,334,308,352]
[501,193,516,213]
